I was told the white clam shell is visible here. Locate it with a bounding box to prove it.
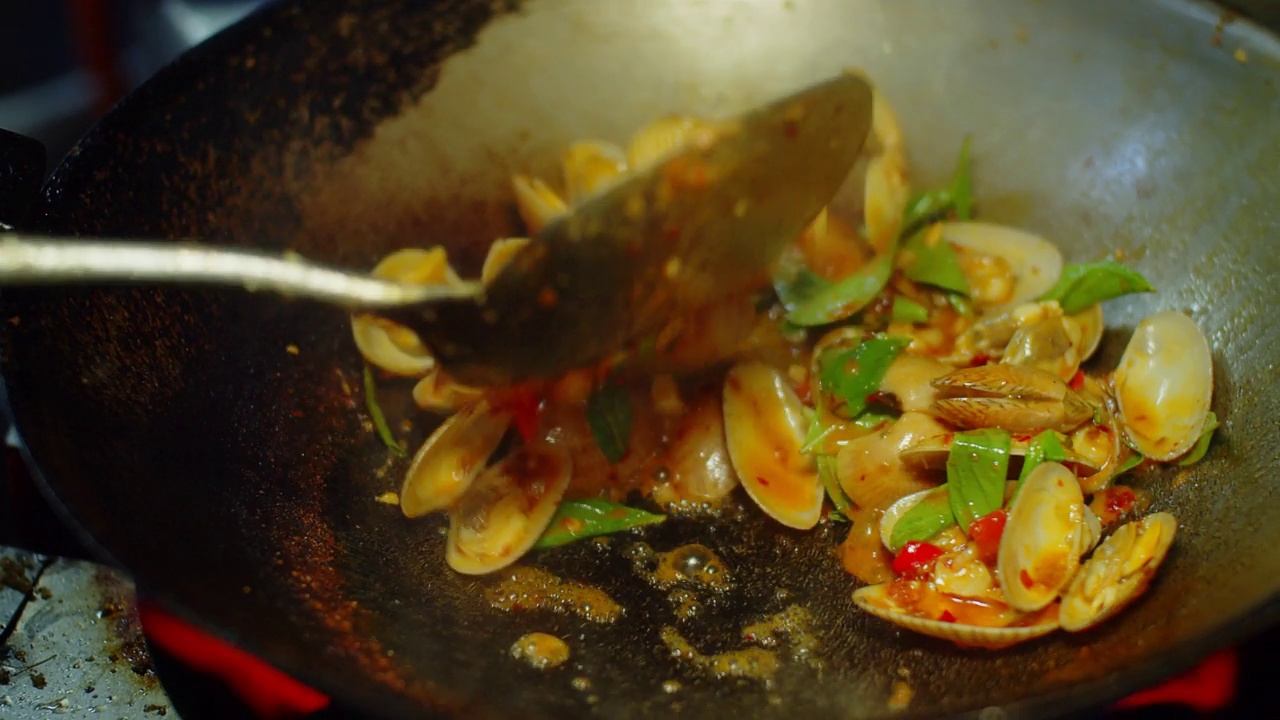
[941,222,1064,309]
[853,583,1059,650]
[1114,311,1214,461]
[723,361,823,529]
[446,442,573,575]
[1061,512,1177,632]
[664,395,739,503]
[352,248,461,376]
[997,462,1088,612]
[837,411,945,512]
[562,140,628,202]
[400,401,512,518]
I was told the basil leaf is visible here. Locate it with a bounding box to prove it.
[889,487,956,551]
[773,267,833,313]
[535,499,665,548]
[818,336,912,419]
[853,409,898,430]
[947,428,1011,530]
[900,136,973,234]
[363,365,408,457]
[946,292,974,317]
[586,383,632,463]
[902,227,971,294]
[818,455,853,522]
[891,296,930,324]
[1039,259,1156,314]
[786,250,896,327]
[1116,452,1144,476]
[1012,430,1069,502]
[1177,411,1219,466]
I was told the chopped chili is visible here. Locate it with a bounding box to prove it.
[891,541,945,578]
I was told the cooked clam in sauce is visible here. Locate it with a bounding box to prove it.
[354,81,1214,651]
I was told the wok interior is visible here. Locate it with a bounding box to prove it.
[3,0,1278,717]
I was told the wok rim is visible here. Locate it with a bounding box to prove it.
[3,0,1278,717]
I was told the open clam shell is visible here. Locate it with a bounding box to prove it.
[1061,512,1177,632]
[562,140,628,202]
[446,442,573,575]
[997,462,1088,612]
[853,583,1060,650]
[837,411,946,512]
[723,361,823,529]
[942,222,1064,309]
[400,400,513,518]
[352,247,461,376]
[1114,311,1214,461]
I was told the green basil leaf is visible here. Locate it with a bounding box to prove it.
[1177,411,1219,466]
[773,267,833,313]
[787,248,897,327]
[946,292,975,317]
[902,190,953,236]
[900,136,973,234]
[818,455,853,522]
[800,414,837,454]
[534,499,665,548]
[902,228,971,294]
[586,383,632,463]
[853,410,898,430]
[1116,451,1145,476]
[1039,259,1156,314]
[891,296,930,324]
[1012,430,1069,502]
[889,487,956,551]
[363,365,408,457]
[947,428,1012,530]
[818,336,912,419]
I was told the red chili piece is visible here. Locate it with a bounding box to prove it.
[938,610,957,623]
[1106,486,1137,516]
[968,509,1008,564]
[1069,370,1086,390]
[891,541,945,578]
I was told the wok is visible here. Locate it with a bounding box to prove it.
[2,0,1278,718]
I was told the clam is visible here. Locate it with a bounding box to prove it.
[562,140,628,202]
[931,543,999,599]
[351,247,461,376]
[878,354,951,412]
[950,301,1062,363]
[512,173,567,235]
[481,237,531,287]
[723,361,823,529]
[1002,316,1082,382]
[411,368,484,413]
[900,432,1100,475]
[837,411,947,511]
[853,582,1060,650]
[997,462,1089,612]
[446,441,573,575]
[1113,311,1214,461]
[1061,512,1177,632]
[400,400,513,518]
[941,223,1064,309]
[863,90,910,253]
[931,363,1094,433]
[660,395,739,504]
[1066,303,1105,363]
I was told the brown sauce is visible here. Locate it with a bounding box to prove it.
[626,543,731,592]
[659,626,782,685]
[509,632,570,670]
[486,566,623,623]
[839,506,894,584]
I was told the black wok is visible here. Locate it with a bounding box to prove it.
[2,1,1278,718]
